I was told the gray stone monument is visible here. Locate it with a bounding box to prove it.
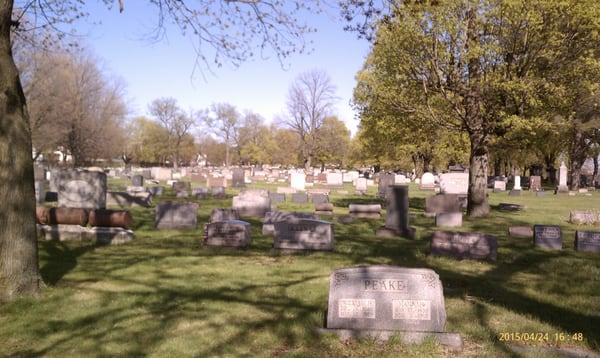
[557,162,569,193]
[56,170,107,209]
[263,211,319,236]
[574,231,600,253]
[209,208,240,223]
[430,231,497,261]
[155,202,198,230]
[533,225,562,250]
[273,218,334,251]
[377,173,395,198]
[232,168,245,188]
[132,174,144,187]
[232,189,271,217]
[320,266,461,349]
[376,185,416,239]
[204,220,251,248]
[425,194,461,217]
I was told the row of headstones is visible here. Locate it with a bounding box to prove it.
[156,204,335,250]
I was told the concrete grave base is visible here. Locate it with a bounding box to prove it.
[37,224,133,244]
[38,224,85,241]
[316,328,462,351]
[350,212,381,219]
[375,226,416,239]
[91,227,134,245]
[508,226,533,238]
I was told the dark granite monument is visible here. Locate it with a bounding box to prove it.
[533,225,562,250]
[574,231,600,253]
[376,185,416,238]
[430,231,497,261]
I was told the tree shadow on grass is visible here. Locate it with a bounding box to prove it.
[38,240,97,286]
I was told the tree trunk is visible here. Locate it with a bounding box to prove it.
[304,154,312,172]
[569,126,587,190]
[0,0,42,300]
[225,145,230,167]
[493,157,501,177]
[593,155,598,186]
[467,135,490,217]
[544,155,556,184]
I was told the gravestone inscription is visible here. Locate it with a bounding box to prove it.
[574,231,600,253]
[204,220,251,248]
[533,225,562,250]
[430,231,497,261]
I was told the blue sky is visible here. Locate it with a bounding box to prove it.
[73,2,372,135]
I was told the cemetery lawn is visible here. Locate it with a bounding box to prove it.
[1,183,600,357]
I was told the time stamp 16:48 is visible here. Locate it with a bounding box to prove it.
[498,332,584,343]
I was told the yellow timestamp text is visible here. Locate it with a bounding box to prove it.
[497,332,584,343]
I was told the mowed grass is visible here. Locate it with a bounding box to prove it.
[1,180,600,357]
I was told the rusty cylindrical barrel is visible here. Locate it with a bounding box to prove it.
[36,207,89,226]
[88,209,133,229]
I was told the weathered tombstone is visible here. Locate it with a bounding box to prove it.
[508,226,533,238]
[533,225,562,250]
[420,172,435,190]
[262,211,318,235]
[310,193,329,205]
[327,172,344,186]
[394,174,408,185]
[315,203,334,215]
[349,204,382,219]
[569,211,600,225]
[269,192,286,204]
[493,180,506,192]
[273,218,334,251]
[376,185,415,238]
[291,192,309,204]
[435,213,462,227]
[425,194,461,217]
[508,189,521,196]
[290,172,306,191]
[155,202,198,230]
[378,173,395,198]
[211,186,226,198]
[152,167,173,181]
[513,175,522,190]
[34,180,46,204]
[317,172,327,184]
[132,174,144,187]
[191,187,208,199]
[431,231,497,261]
[207,208,239,224]
[172,181,191,193]
[56,170,107,209]
[231,168,245,188]
[207,176,228,188]
[204,220,251,248]
[556,162,569,193]
[321,266,461,349]
[498,203,523,212]
[232,189,271,217]
[574,231,600,253]
[355,177,368,194]
[529,176,542,191]
[439,173,469,195]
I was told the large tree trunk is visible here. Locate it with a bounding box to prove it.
[569,126,587,190]
[594,155,598,186]
[0,0,42,300]
[467,135,490,217]
[544,155,556,184]
[493,157,501,177]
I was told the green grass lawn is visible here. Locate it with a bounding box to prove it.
[1,182,600,357]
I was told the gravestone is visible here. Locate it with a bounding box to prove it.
[322,266,461,348]
[569,211,600,225]
[269,192,286,204]
[326,172,344,186]
[152,167,172,181]
[155,202,198,230]
[262,211,318,235]
[529,176,542,191]
[191,187,209,199]
[355,178,368,193]
[317,172,327,183]
[493,180,506,192]
[273,218,334,251]
[172,181,191,193]
[290,172,306,191]
[508,189,521,196]
[211,186,225,198]
[232,190,271,217]
[231,168,245,187]
[533,225,562,250]
[508,226,533,238]
[431,231,497,261]
[209,208,240,223]
[56,170,107,209]
[557,162,569,193]
[513,175,522,190]
[310,193,329,205]
[378,173,395,198]
[435,213,462,227]
[34,180,46,204]
[376,185,415,238]
[498,203,523,212]
[132,175,144,187]
[420,172,435,190]
[574,231,600,253]
[207,176,227,188]
[204,220,251,248]
[291,192,309,204]
[395,174,408,185]
[439,173,469,195]
[425,194,461,217]
[315,203,334,215]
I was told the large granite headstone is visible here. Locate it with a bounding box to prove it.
[420,172,435,190]
[376,185,415,238]
[310,193,329,205]
[290,172,306,191]
[355,178,368,193]
[378,173,395,198]
[533,225,562,250]
[557,162,569,193]
[262,211,319,236]
[430,231,497,261]
[132,174,144,187]
[204,220,251,248]
[321,266,461,348]
[209,208,240,223]
[326,172,344,186]
[425,194,461,217]
[273,218,334,251]
[529,176,542,191]
[232,189,271,217]
[439,173,469,195]
[574,231,600,253]
[56,170,107,209]
[155,202,198,230]
[232,168,245,187]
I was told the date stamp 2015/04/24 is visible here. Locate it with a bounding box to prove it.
[498,332,584,344]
